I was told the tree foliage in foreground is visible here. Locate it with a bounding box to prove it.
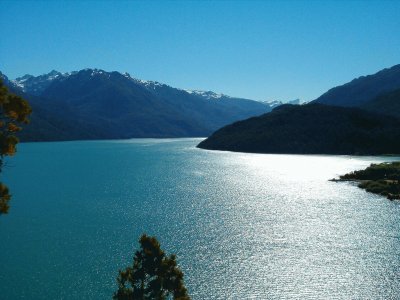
[0,80,31,214]
[114,234,190,300]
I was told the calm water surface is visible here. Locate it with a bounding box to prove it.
[0,138,399,299]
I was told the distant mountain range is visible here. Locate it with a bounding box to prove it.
[261,98,302,108]
[1,69,282,141]
[199,64,400,155]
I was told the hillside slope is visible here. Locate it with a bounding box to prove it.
[361,88,400,118]
[313,64,400,107]
[197,104,400,155]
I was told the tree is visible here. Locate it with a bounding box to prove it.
[114,234,190,300]
[0,80,31,215]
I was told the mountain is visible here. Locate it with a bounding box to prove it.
[1,72,99,141]
[1,69,272,141]
[198,64,400,155]
[287,98,301,105]
[0,71,19,91]
[14,70,76,95]
[313,64,400,107]
[361,88,400,118]
[262,98,302,109]
[197,103,400,155]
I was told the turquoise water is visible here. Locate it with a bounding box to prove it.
[0,138,399,299]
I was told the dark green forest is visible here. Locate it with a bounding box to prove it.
[198,103,400,155]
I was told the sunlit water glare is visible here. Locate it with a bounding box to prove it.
[0,138,399,299]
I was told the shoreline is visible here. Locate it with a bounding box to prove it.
[332,162,400,200]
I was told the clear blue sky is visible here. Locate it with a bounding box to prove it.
[1,0,399,102]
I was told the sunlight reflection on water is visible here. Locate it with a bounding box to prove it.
[0,139,399,299]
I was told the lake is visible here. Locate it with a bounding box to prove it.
[0,138,399,299]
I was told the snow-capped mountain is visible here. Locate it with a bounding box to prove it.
[124,73,168,91]
[184,90,227,100]
[13,69,261,104]
[13,70,76,95]
[125,72,232,101]
[262,100,282,109]
[2,68,271,141]
[287,99,301,105]
[262,98,302,108]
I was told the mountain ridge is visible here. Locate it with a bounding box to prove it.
[313,64,400,107]
[1,69,276,141]
[11,69,256,102]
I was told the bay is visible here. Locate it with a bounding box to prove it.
[0,138,399,299]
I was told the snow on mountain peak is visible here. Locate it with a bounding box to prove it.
[184,90,227,100]
[123,72,132,79]
[89,69,106,77]
[130,77,167,90]
[262,98,303,109]
[9,68,267,105]
[12,70,71,94]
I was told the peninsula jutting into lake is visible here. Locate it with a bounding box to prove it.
[335,161,400,200]
[197,103,400,155]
